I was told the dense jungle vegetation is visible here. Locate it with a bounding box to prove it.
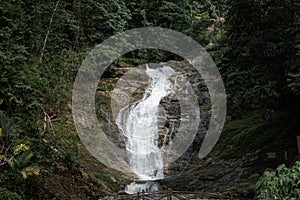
[0,0,299,199]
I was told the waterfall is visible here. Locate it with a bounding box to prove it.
[116,65,177,194]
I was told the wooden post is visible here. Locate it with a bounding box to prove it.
[297,136,300,155]
[200,192,204,199]
[285,151,288,161]
[141,190,145,200]
[168,189,172,200]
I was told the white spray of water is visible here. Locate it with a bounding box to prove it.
[125,181,158,194]
[116,65,176,194]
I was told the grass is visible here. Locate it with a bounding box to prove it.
[92,172,120,190]
[216,109,300,160]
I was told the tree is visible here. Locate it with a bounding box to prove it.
[72,0,131,47]
[220,0,300,116]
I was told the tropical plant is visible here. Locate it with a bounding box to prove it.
[0,112,39,192]
[256,161,300,199]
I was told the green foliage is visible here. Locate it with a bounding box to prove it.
[220,0,300,115]
[0,112,39,195]
[287,38,300,95]
[256,161,300,199]
[287,69,300,95]
[217,111,266,158]
[92,172,120,190]
[122,0,217,61]
[0,188,22,200]
[142,0,215,42]
[0,1,42,125]
[73,0,131,46]
[217,108,300,158]
[40,50,83,111]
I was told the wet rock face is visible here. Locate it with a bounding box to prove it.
[160,154,260,199]
[96,60,211,175]
[158,61,211,174]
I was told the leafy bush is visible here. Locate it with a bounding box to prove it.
[256,161,300,199]
[0,112,39,194]
[0,188,22,200]
[288,69,300,96]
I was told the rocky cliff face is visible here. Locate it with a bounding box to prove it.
[96,60,211,173]
[95,60,259,198]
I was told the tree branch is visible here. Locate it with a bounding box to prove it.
[39,0,60,63]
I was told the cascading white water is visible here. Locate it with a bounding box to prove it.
[116,65,177,194]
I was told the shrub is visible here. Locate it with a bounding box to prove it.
[256,161,300,199]
[0,112,39,194]
[0,188,22,200]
